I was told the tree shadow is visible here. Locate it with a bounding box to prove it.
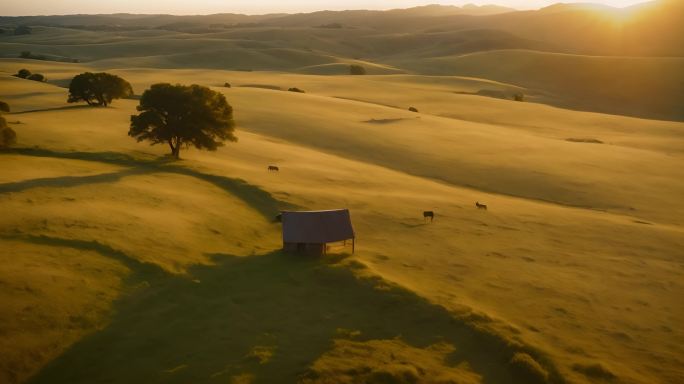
[5,147,160,167]
[0,168,152,194]
[2,147,295,219]
[10,105,106,115]
[27,248,563,384]
[9,234,166,279]
[165,166,289,218]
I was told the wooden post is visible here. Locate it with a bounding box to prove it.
[352,238,355,254]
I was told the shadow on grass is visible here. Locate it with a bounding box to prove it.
[10,234,166,279]
[0,168,152,194]
[28,248,564,384]
[10,105,106,115]
[2,147,292,219]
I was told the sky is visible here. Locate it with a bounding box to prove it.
[2,0,650,16]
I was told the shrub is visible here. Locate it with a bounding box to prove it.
[408,107,419,113]
[509,353,549,384]
[513,93,525,102]
[20,51,31,58]
[288,87,305,93]
[0,101,9,113]
[224,82,231,88]
[27,73,47,82]
[350,65,366,75]
[13,69,31,79]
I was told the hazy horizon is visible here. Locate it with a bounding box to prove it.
[2,0,649,17]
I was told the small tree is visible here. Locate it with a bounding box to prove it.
[513,93,525,102]
[129,83,236,159]
[0,101,16,148]
[20,51,32,58]
[27,73,47,82]
[408,107,419,113]
[14,69,31,79]
[350,65,366,75]
[68,72,133,107]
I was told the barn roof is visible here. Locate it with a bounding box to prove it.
[282,209,355,244]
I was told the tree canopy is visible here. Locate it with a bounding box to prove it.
[129,83,236,159]
[67,72,133,107]
[27,73,47,82]
[14,69,31,79]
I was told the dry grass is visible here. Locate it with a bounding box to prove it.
[0,53,682,384]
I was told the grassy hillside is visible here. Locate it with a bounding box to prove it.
[392,49,684,121]
[2,19,682,122]
[1,59,683,384]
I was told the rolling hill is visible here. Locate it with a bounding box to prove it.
[2,1,683,121]
[1,2,683,383]
[1,58,683,384]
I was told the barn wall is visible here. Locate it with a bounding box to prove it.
[283,242,325,256]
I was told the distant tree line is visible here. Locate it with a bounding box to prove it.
[316,23,343,29]
[19,50,80,63]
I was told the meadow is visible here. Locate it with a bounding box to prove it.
[1,3,683,383]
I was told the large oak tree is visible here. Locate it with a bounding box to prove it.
[67,72,133,107]
[129,83,236,159]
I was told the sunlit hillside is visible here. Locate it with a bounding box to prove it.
[1,2,683,384]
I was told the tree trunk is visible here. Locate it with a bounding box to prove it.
[169,138,181,159]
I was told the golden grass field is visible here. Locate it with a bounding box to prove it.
[1,8,683,383]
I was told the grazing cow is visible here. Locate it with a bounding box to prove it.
[268,165,280,172]
[476,202,488,210]
[423,211,435,222]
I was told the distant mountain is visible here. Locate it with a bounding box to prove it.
[0,1,681,56]
[387,4,515,16]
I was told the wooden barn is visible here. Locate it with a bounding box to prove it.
[281,209,355,256]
